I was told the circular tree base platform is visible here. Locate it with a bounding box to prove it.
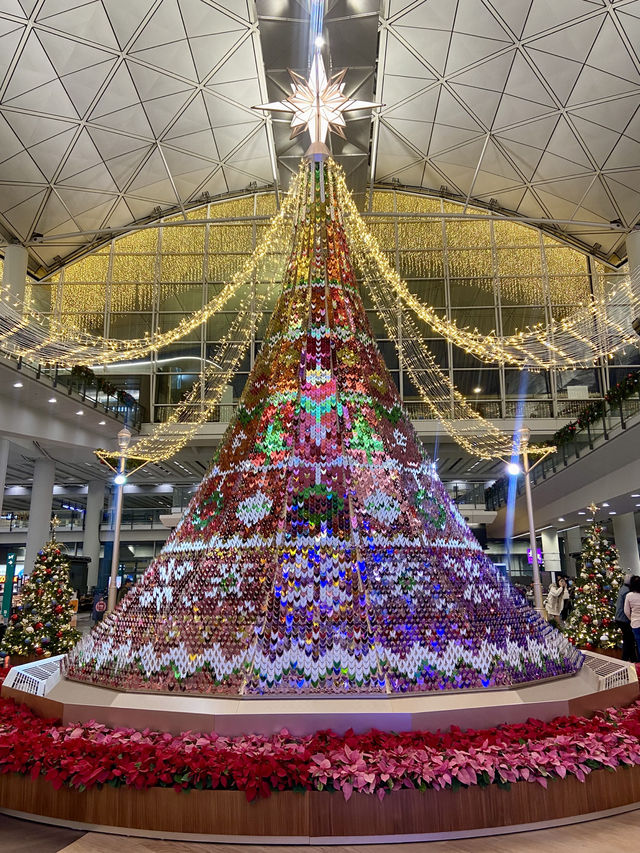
[1,768,640,843]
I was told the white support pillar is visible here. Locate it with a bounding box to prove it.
[541,528,562,581]
[0,438,8,517]
[627,229,640,278]
[2,243,28,303]
[23,458,55,575]
[83,479,105,590]
[565,526,582,578]
[613,512,640,576]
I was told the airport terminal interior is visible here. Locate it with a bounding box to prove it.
[2,0,640,850]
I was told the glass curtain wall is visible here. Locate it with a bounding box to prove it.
[27,189,636,423]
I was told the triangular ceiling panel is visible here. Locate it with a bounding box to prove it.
[126,59,190,100]
[394,26,451,76]
[43,1,119,49]
[100,0,157,49]
[1,189,46,238]
[603,135,640,171]
[0,183,45,215]
[383,29,437,81]
[522,0,605,38]
[129,0,187,52]
[568,64,640,106]
[88,63,139,118]
[585,15,640,84]
[526,49,583,104]
[602,172,640,225]
[60,59,118,117]
[484,0,533,39]
[142,90,194,137]
[0,149,45,183]
[213,121,262,161]
[88,126,151,160]
[104,147,154,190]
[445,32,511,76]
[26,128,77,181]
[0,27,25,85]
[5,76,78,118]
[4,30,57,99]
[131,41,198,84]
[36,29,114,77]
[0,113,25,161]
[58,161,119,193]
[189,31,246,82]
[58,129,103,181]
[384,86,439,122]
[177,0,240,37]
[206,36,255,85]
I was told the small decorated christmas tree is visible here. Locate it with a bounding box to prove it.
[4,535,80,658]
[565,511,621,651]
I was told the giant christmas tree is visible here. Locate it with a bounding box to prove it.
[67,153,581,695]
[565,518,621,650]
[5,537,79,658]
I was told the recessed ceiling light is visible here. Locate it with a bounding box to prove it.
[13,381,23,388]
[578,511,586,515]
[48,397,56,403]
[98,420,106,425]
[602,502,609,507]
[610,511,617,515]
[557,517,565,522]
[76,410,83,415]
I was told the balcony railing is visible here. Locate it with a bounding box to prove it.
[8,354,145,429]
[485,393,640,511]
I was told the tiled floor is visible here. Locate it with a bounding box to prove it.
[2,810,640,853]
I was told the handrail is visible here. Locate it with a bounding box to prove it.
[485,392,640,511]
[5,352,145,429]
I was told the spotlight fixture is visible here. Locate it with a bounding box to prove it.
[506,462,521,476]
[98,420,106,425]
[315,34,324,47]
[558,517,565,522]
[114,473,127,486]
[76,410,83,415]
[473,387,482,393]
[602,502,610,507]
[12,381,23,388]
[48,397,56,403]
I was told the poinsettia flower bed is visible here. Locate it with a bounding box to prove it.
[2,688,640,803]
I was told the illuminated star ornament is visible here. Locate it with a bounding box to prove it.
[255,51,380,154]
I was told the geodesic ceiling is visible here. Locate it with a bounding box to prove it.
[374,0,640,263]
[0,0,277,272]
[0,0,639,274]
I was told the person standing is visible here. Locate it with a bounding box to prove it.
[616,575,638,662]
[623,575,640,658]
[545,577,567,626]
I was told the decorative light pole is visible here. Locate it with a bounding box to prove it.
[505,427,556,615]
[106,426,131,612]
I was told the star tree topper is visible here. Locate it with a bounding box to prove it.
[255,52,380,156]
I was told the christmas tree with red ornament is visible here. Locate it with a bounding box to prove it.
[565,515,621,651]
[3,537,79,658]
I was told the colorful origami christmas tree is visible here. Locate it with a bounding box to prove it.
[67,159,582,695]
